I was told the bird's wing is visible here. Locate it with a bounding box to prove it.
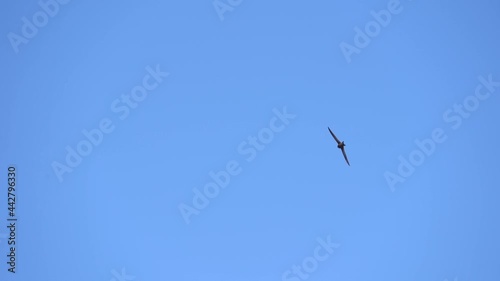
[328,127,341,144]
[341,147,350,166]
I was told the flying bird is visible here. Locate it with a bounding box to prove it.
[328,127,350,166]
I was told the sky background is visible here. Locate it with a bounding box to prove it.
[1,0,500,280]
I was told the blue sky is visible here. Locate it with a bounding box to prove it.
[2,0,500,280]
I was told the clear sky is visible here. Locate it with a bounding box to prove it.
[2,0,500,280]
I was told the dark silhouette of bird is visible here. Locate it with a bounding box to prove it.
[328,127,350,166]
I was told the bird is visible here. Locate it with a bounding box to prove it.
[328,127,350,166]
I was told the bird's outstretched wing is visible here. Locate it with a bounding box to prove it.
[328,127,340,144]
[340,147,350,166]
